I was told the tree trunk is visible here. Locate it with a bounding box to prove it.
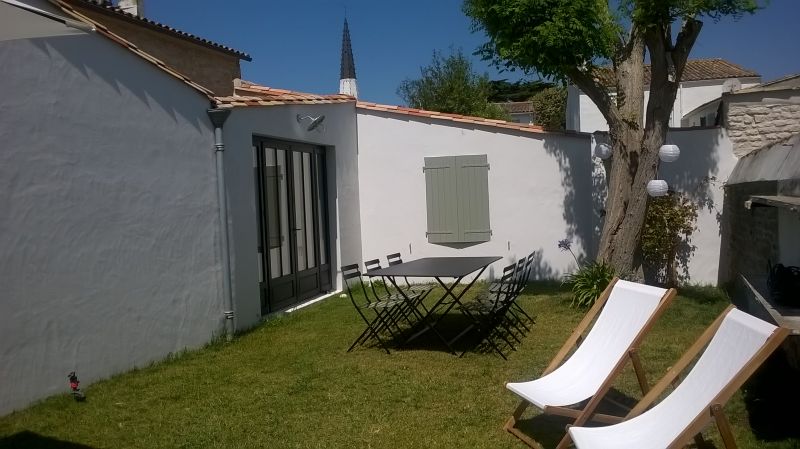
[594,20,702,277]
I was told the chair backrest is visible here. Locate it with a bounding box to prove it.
[341,263,371,306]
[386,253,403,266]
[551,280,670,401]
[568,308,789,449]
[364,258,391,297]
[491,264,518,308]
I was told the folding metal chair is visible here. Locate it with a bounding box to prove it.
[364,258,420,326]
[386,252,432,313]
[342,263,406,354]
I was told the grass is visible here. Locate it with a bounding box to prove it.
[1,283,799,448]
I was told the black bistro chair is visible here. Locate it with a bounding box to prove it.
[342,263,407,354]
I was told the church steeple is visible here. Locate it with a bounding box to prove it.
[339,18,358,98]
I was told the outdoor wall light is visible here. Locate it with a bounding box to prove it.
[647,180,669,197]
[659,144,680,162]
[594,143,612,160]
[296,114,326,132]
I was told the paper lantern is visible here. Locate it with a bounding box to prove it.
[594,143,612,160]
[647,180,669,197]
[659,144,680,162]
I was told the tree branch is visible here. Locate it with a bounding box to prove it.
[568,67,621,129]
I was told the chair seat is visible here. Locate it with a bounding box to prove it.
[366,299,404,309]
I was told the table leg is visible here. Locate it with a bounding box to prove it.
[387,276,457,355]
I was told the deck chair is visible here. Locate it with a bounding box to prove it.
[504,278,677,449]
[568,306,789,449]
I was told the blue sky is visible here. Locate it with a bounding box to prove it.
[146,0,800,105]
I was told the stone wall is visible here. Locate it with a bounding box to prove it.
[726,102,800,157]
[719,181,780,284]
[74,6,242,95]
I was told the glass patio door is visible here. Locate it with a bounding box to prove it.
[254,138,331,313]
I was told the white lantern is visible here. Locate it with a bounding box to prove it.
[594,143,612,160]
[647,180,669,197]
[659,144,680,162]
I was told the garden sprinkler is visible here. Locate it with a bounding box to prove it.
[68,371,85,402]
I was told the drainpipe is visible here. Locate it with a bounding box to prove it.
[207,108,235,341]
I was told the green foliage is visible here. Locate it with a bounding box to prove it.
[530,86,567,130]
[488,79,552,102]
[397,48,509,120]
[562,261,616,308]
[642,193,699,287]
[464,0,762,80]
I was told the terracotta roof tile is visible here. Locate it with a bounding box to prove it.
[213,80,356,107]
[53,0,215,99]
[595,58,760,87]
[356,101,548,134]
[64,0,251,60]
[493,101,535,114]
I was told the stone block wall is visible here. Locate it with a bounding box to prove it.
[720,181,779,284]
[727,103,800,157]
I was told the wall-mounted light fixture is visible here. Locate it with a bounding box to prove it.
[296,114,326,132]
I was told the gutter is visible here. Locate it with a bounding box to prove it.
[207,108,235,341]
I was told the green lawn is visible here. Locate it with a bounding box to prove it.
[1,283,798,449]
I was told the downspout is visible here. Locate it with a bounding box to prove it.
[207,108,235,341]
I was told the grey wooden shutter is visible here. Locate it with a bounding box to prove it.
[424,155,491,244]
[424,156,459,243]
[455,154,491,243]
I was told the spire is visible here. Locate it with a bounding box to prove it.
[339,18,358,98]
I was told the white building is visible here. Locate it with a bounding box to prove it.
[0,0,745,414]
[566,58,761,133]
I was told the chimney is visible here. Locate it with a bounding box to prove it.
[117,0,144,17]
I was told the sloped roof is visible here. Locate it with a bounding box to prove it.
[225,81,557,135]
[63,0,251,61]
[728,134,800,185]
[356,101,547,134]
[53,0,214,99]
[492,101,534,114]
[595,58,760,87]
[214,79,355,107]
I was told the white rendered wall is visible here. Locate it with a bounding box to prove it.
[658,128,737,284]
[0,34,220,414]
[567,78,760,132]
[222,103,361,329]
[356,110,593,281]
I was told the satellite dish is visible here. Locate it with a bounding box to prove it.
[296,114,326,132]
[722,78,741,93]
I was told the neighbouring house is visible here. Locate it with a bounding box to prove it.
[0,0,751,415]
[683,74,800,129]
[58,0,251,95]
[492,101,535,124]
[566,58,761,133]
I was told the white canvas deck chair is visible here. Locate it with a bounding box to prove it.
[505,278,677,449]
[568,306,790,449]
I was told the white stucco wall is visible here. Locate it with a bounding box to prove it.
[222,102,360,329]
[658,128,737,284]
[567,78,760,132]
[356,110,593,280]
[0,33,221,414]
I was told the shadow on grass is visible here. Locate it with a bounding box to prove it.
[679,284,730,305]
[0,431,95,449]
[743,349,800,441]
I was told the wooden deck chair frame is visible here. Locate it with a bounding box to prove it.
[505,277,677,449]
[568,304,790,449]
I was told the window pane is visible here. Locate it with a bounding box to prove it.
[265,147,282,279]
[304,152,316,269]
[316,153,327,264]
[293,151,307,271]
[278,149,292,276]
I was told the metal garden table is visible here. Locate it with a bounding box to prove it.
[366,256,501,354]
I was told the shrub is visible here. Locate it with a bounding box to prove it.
[641,192,698,287]
[562,261,615,308]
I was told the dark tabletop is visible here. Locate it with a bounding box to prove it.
[366,256,502,278]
